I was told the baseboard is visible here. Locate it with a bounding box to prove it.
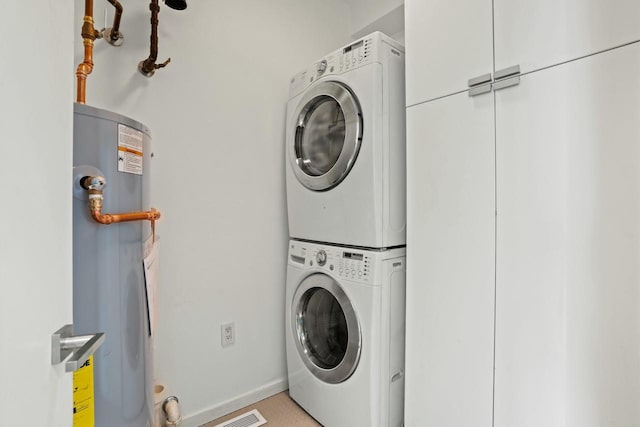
[182,377,288,427]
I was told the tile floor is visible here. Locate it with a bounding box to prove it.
[202,391,321,427]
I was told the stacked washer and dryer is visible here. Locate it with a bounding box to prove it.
[284,32,407,427]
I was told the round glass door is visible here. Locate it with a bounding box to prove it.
[291,273,361,384]
[290,81,362,191]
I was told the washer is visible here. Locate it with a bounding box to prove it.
[285,239,406,426]
[285,32,406,248]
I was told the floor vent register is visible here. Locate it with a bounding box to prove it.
[213,409,267,427]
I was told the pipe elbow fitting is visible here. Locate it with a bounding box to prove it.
[88,194,113,225]
[91,211,114,225]
[148,208,161,221]
[163,396,182,426]
[76,62,94,77]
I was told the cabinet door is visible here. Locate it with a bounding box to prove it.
[405,91,495,427]
[494,0,640,75]
[405,0,493,105]
[494,43,640,427]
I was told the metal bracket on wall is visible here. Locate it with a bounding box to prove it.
[493,65,521,91]
[468,73,493,97]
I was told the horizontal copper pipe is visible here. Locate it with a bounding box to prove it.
[89,195,161,225]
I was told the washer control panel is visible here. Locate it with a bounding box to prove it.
[289,241,373,284]
[336,250,371,282]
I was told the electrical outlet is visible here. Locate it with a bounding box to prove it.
[221,322,235,347]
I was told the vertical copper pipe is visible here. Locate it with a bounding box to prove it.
[139,0,170,76]
[148,0,159,65]
[106,0,123,42]
[75,0,100,104]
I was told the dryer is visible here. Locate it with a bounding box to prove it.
[285,32,406,248]
[285,239,406,427]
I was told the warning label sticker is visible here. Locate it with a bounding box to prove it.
[73,355,95,427]
[118,124,143,175]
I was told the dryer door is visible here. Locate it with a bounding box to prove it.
[290,81,362,191]
[291,273,361,384]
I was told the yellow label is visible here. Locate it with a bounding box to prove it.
[73,355,95,427]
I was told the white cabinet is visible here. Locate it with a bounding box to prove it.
[406,42,640,425]
[493,41,640,427]
[406,3,640,425]
[405,43,640,427]
[404,0,493,105]
[405,91,495,427]
[405,0,640,104]
[493,64,569,427]
[494,0,640,74]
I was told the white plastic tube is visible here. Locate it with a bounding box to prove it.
[154,384,167,427]
[163,396,182,426]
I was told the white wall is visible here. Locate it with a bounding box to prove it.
[0,1,74,425]
[74,1,351,424]
[345,0,404,39]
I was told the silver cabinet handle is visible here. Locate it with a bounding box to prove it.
[494,65,520,80]
[469,84,493,96]
[493,76,520,91]
[493,65,521,91]
[51,324,105,372]
[468,73,492,87]
[468,72,493,97]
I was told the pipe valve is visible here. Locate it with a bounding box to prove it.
[80,175,106,191]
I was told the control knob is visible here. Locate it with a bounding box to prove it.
[316,250,327,266]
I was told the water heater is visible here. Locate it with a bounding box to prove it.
[73,103,154,427]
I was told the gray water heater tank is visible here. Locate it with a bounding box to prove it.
[73,103,154,427]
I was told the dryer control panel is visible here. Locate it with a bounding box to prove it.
[289,241,374,284]
[288,31,404,99]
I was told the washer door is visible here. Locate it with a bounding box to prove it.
[290,81,363,191]
[291,273,361,384]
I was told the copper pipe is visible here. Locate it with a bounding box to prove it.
[139,0,171,77]
[76,0,102,104]
[107,0,123,38]
[105,0,124,44]
[88,191,161,225]
[85,0,93,17]
[81,178,161,226]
